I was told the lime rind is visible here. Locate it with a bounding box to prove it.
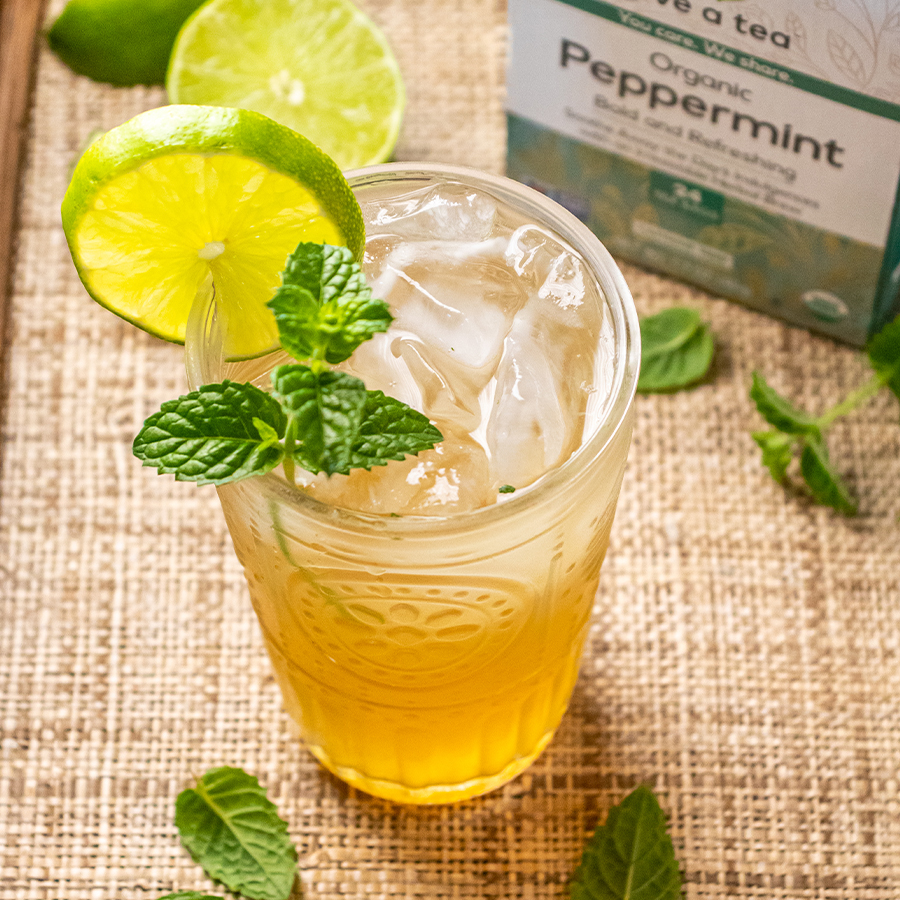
[166,0,405,171]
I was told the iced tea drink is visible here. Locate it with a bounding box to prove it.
[186,164,639,803]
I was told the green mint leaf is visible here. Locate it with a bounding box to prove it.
[266,283,320,360]
[752,430,795,483]
[571,785,682,900]
[159,894,223,899]
[133,382,286,485]
[269,242,392,364]
[348,391,443,469]
[799,436,858,515]
[866,312,900,401]
[272,363,367,476]
[638,307,714,393]
[253,417,281,446]
[749,372,820,435]
[499,484,516,494]
[174,767,297,900]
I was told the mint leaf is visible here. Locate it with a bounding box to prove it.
[133,382,286,485]
[866,312,900,402]
[800,436,858,515]
[752,430,795,482]
[266,284,320,358]
[175,767,297,900]
[349,391,443,469]
[271,366,442,476]
[638,307,714,393]
[749,372,820,435]
[159,894,223,899]
[571,785,682,900]
[272,364,367,475]
[269,242,392,364]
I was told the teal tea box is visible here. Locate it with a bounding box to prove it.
[505,0,900,345]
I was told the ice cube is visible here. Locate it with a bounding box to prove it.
[485,252,603,488]
[393,335,481,434]
[297,428,495,516]
[362,182,498,243]
[338,331,422,413]
[505,225,592,309]
[365,238,529,432]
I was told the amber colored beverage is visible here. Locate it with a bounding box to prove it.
[186,164,639,803]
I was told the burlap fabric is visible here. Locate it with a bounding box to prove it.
[3,1,900,897]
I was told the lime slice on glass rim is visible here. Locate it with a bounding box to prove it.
[61,104,364,359]
[166,0,405,171]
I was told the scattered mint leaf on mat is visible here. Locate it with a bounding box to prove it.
[175,767,297,900]
[159,893,224,899]
[751,430,794,483]
[135,241,442,484]
[866,313,900,402]
[749,373,820,436]
[750,312,900,514]
[799,437,857,515]
[570,785,682,900]
[637,307,714,393]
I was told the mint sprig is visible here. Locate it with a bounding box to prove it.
[750,313,900,515]
[268,242,392,364]
[638,307,715,393]
[134,242,442,484]
[174,767,297,900]
[571,785,683,900]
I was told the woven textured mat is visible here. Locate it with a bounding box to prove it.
[2,1,900,897]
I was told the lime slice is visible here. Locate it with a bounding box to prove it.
[166,0,404,171]
[62,105,364,359]
[47,0,207,86]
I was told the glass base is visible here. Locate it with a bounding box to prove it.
[306,729,556,804]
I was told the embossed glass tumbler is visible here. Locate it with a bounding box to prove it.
[185,164,640,804]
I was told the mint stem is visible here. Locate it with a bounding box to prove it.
[816,372,885,429]
[282,417,297,485]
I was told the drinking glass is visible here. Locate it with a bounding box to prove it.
[185,163,640,803]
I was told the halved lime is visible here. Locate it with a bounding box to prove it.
[62,105,364,358]
[166,0,404,171]
[47,0,207,86]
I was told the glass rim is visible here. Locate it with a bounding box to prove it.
[190,162,641,533]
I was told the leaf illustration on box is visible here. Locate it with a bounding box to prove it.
[697,223,771,256]
[816,0,836,11]
[591,198,630,239]
[784,13,807,54]
[827,30,868,84]
[744,4,775,33]
[512,131,573,191]
[632,202,659,225]
[574,142,612,180]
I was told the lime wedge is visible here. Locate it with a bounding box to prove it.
[62,105,364,359]
[166,0,405,171]
[47,0,207,86]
